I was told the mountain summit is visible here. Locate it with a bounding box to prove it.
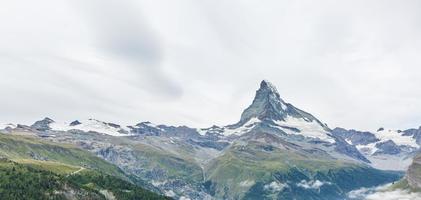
[238,80,328,130]
[239,80,287,123]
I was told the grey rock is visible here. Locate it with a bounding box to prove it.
[374,140,401,155]
[70,120,82,126]
[31,117,54,131]
[406,153,421,189]
[332,127,379,145]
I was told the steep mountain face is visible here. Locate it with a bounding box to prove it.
[228,80,333,143]
[332,127,420,170]
[0,80,406,200]
[238,80,328,129]
[407,153,421,189]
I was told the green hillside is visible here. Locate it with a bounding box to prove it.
[0,158,171,200]
[0,134,124,178]
[0,133,171,200]
[204,140,402,199]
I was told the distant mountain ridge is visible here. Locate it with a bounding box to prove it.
[5,80,418,169]
[332,127,421,170]
[0,80,413,199]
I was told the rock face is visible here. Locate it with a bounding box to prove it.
[238,80,328,131]
[70,120,82,126]
[407,153,421,189]
[332,128,379,145]
[31,117,54,131]
[374,140,401,155]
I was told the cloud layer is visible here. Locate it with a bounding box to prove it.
[348,184,421,200]
[1,0,421,130]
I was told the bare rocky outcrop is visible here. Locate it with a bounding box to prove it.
[406,153,421,189]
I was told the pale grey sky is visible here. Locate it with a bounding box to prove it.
[1,0,421,131]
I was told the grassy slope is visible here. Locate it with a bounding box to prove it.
[132,142,203,183]
[205,141,401,200]
[95,135,204,184]
[0,133,172,199]
[0,133,125,178]
[0,158,171,200]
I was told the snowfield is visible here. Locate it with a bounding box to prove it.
[49,119,132,137]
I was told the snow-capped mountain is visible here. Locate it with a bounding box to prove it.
[1,80,365,161]
[8,80,417,172]
[238,80,328,130]
[332,127,421,170]
[19,81,334,144]
[200,80,334,143]
[0,80,411,199]
[29,117,132,136]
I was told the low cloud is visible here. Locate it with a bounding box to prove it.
[365,190,421,200]
[347,184,421,200]
[296,180,331,190]
[264,181,287,192]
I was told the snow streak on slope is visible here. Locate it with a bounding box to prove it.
[50,119,131,136]
[223,117,261,136]
[274,116,335,143]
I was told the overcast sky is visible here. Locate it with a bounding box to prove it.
[1,0,421,131]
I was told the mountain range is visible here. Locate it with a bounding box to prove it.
[1,80,419,199]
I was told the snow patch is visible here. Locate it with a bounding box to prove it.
[274,116,334,143]
[345,138,353,145]
[196,128,208,136]
[223,118,261,136]
[373,129,418,148]
[50,119,132,137]
[356,143,378,156]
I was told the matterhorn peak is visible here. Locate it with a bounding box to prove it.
[239,80,289,124]
[260,80,280,97]
[237,80,329,131]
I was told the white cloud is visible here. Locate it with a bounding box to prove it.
[1,0,421,130]
[296,180,331,190]
[365,190,421,200]
[348,184,421,200]
[264,181,287,192]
